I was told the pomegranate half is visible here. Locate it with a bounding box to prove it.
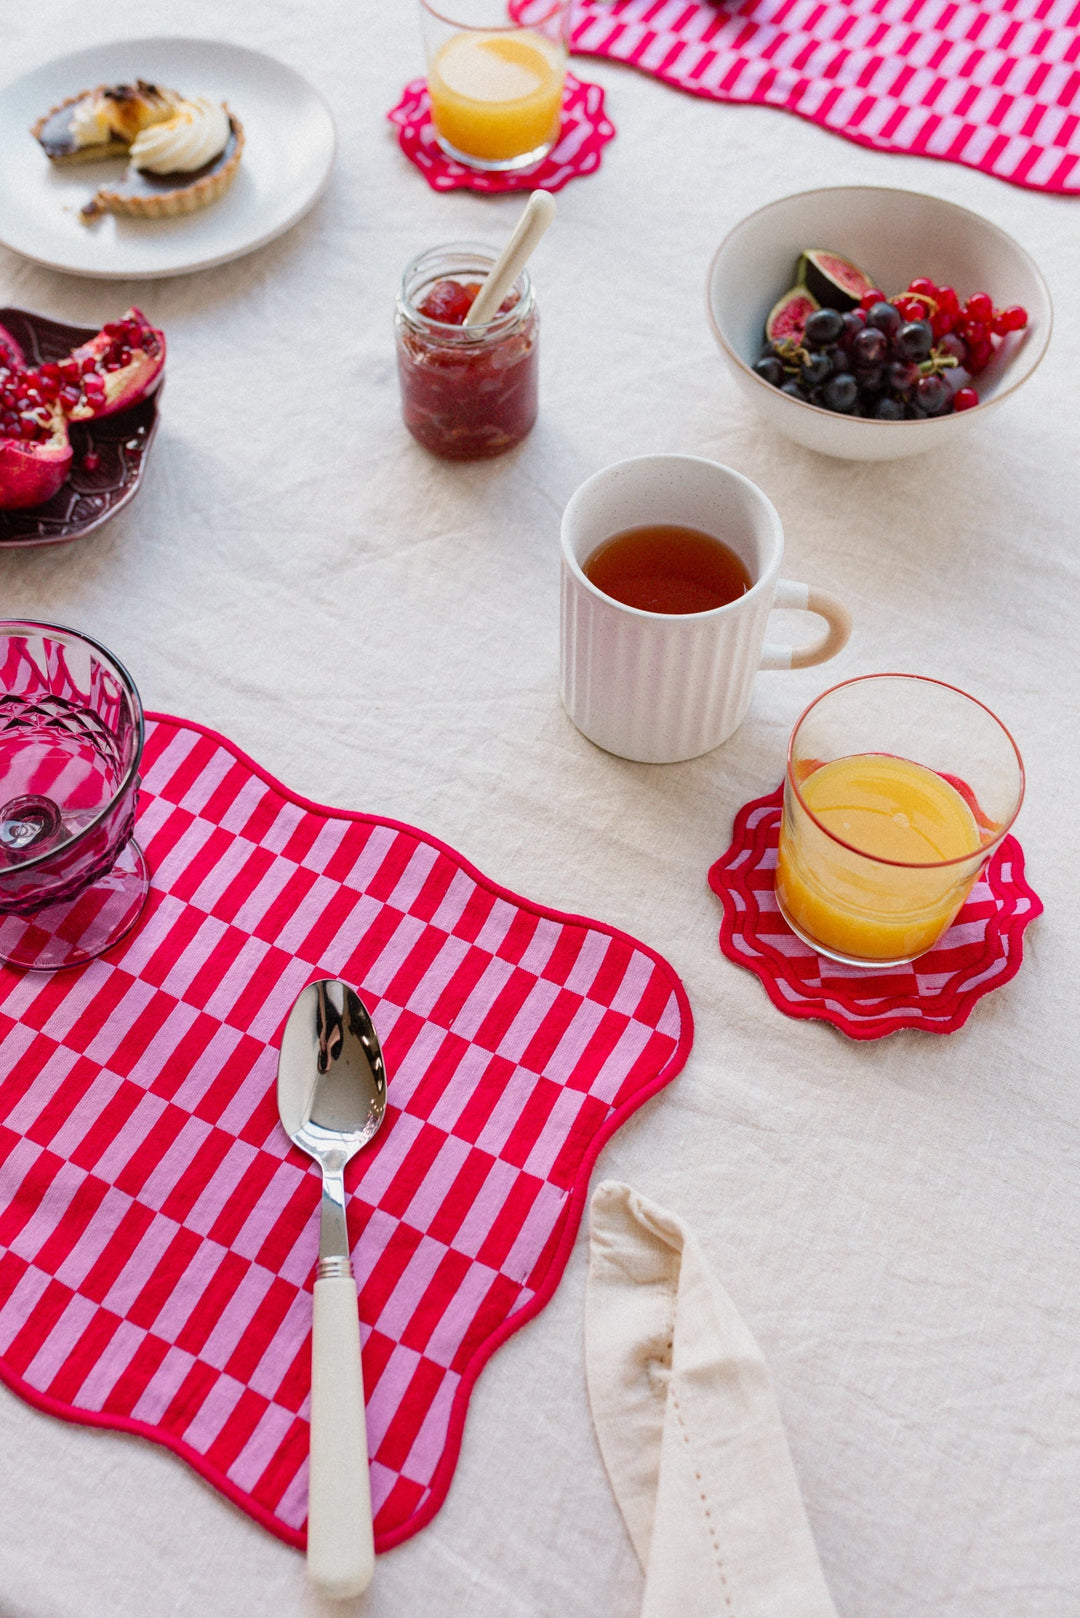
[0,307,165,510]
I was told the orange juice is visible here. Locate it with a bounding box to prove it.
[775,753,984,962]
[428,30,565,164]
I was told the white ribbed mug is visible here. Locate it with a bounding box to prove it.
[559,455,852,764]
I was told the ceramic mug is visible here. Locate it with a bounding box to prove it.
[559,455,852,764]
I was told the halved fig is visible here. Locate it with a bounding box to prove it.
[797,249,874,311]
[765,285,819,344]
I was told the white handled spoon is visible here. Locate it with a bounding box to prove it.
[277,979,388,1600]
[463,189,557,327]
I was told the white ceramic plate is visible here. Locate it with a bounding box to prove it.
[0,38,336,279]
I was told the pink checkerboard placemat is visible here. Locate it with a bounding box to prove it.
[570,0,1080,193]
[0,714,692,1551]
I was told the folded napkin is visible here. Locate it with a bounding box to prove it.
[585,1182,838,1618]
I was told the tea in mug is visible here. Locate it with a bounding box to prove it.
[582,524,752,615]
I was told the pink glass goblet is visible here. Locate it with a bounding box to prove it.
[0,621,149,971]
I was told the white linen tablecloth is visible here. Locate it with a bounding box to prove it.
[1,3,1078,1615]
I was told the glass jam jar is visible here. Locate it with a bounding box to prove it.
[395,242,539,460]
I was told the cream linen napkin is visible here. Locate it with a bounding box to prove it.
[585,1181,839,1618]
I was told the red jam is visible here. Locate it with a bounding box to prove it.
[396,254,539,461]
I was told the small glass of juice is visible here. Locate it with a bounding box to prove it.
[420,0,571,171]
[395,241,539,459]
[775,674,1025,966]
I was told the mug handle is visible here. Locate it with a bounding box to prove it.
[759,579,852,671]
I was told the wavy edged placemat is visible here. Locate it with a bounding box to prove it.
[709,784,1041,1039]
[571,0,1080,193]
[0,714,691,1550]
[388,73,615,192]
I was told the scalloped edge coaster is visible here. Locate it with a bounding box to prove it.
[708,785,1042,1040]
[387,73,615,193]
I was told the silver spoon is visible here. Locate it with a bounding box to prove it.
[277,978,388,1600]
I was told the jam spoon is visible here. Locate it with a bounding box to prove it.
[463,188,556,327]
[277,978,388,1599]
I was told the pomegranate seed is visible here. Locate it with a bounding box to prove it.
[59,359,80,382]
[19,418,38,439]
[81,450,101,472]
[81,356,98,375]
[953,387,979,411]
[39,362,61,380]
[83,374,105,394]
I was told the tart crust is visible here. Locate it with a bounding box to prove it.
[80,114,245,220]
[32,82,182,163]
[31,89,132,163]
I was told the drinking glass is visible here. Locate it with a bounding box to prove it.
[0,621,149,971]
[420,0,571,171]
[774,674,1024,966]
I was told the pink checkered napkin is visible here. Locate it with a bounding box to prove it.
[571,0,1080,193]
[0,715,691,1551]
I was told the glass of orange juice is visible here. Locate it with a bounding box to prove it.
[420,0,571,171]
[775,675,1025,966]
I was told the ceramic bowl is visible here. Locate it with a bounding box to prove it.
[706,186,1052,462]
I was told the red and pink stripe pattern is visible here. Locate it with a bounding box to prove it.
[571,0,1080,192]
[0,715,691,1549]
[709,784,1042,1038]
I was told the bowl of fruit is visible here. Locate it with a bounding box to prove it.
[706,186,1051,461]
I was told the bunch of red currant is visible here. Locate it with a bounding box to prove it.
[855,279,1029,411]
[756,276,1029,419]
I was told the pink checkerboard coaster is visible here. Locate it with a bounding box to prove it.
[571,0,1080,194]
[0,715,691,1550]
[387,73,615,192]
[708,785,1042,1039]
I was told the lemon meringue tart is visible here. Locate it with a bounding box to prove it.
[32,81,244,221]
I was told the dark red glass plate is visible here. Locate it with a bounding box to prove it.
[0,306,161,548]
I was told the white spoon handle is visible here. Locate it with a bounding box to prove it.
[308,1272,375,1600]
[464,190,557,327]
